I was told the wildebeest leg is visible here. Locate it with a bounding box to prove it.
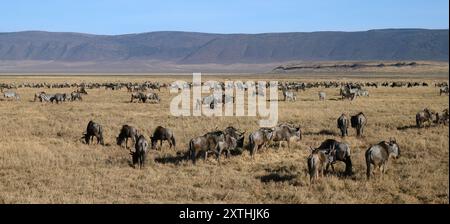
[204,151,208,161]
[160,140,163,150]
[366,163,371,180]
[191,150,196,165]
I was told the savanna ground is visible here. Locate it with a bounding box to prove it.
[0,72,448,204]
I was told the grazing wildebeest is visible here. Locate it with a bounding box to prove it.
[416,108,435,128]
[77,87,88,95]
[435,109,449,126]
[224,126,245,149]
[248,128,273,158]
[150,126,176,150]
[130,92,145,103]
[189,131,225,164]
[216,134,239,163]
[307,146,334,184]
[145,92,161,103]
[317,139,352,175]
[318,91,326,101]
[117,125,138,149]
[131,135,149,169]
[350,112,367,137]
[83,121,104,145]
[270,124,302,148]
[50,93,67,104]
[337,113,349,137]
[365,138,400,179]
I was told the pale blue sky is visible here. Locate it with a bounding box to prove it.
[1,0,448,34]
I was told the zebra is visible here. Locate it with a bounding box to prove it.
[70,92,83,101]
[356,89,369,97]
[3,91,20,100]
[282,89,297,101]
[318,91,326,101]
[35,92,54,102]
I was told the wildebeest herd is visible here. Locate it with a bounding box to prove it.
[1,79,449,185]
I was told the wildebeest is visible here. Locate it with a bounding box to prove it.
[215,134,238,163]
[76,87,88,95]
[83,121,104,145]
[316,139,352,175]
[188,131,225,164]
[50,93,67,104]
[435,109,449,126]
[223,126,245,149]
[150,126,176,150]
[318,91,326,101]
[117,125,138,149]
[145,92,161,103]
[307,146,334,184]
[270,124,302,148]
[350,112,367,137]
[131,134,149,169]
[130,92,145,103]
[337,113,349,137]
[365,138,400,179]
[416,108,435,128]
[248,128,273,158]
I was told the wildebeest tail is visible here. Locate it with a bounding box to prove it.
[189,139,196,164]
[248,134,254,155]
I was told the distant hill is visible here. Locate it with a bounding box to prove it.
[0,29,448,72]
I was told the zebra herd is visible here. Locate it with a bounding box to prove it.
[34,91,85,103]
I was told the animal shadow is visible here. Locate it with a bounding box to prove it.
[397,125,420,130]
[304,129,338,136]
[154,151,188,165]
[258,166,297,183]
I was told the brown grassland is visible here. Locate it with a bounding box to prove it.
[0,72,448,204]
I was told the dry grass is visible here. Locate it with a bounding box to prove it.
[0,74,448,204]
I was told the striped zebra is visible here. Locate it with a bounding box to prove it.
[34,92,54,102]
[3,91,20,100]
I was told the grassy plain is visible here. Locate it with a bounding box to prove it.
[0,73,448,203]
